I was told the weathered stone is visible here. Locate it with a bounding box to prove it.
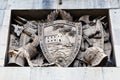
[0,10,4,26]
[7,0,33,9]
[0,67,30,80]
[6,10,114,67]
[30,67,103,80]
[0,0,7,9]
[103,68,120,80]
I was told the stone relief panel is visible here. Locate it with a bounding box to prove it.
[5,9,116,67]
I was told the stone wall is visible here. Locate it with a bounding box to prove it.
[0,0,120,80]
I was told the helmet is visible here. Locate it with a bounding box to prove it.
[83,47,108,66]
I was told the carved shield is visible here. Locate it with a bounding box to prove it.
[39,20,82,67]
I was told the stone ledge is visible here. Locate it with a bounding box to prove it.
[30,67,103,80]
[0,67,120,80]
[2,0,120,10]
[102,67,120,80]
[0,67,30,80]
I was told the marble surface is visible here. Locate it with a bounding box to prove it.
[0,0,8,9]
[0,0,120,80]
[0,0,119,10]
[0,67,120,80]
[0,10,4,26]
[0,67,30,80]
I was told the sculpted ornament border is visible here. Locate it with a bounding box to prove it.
[6,10,115,67]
